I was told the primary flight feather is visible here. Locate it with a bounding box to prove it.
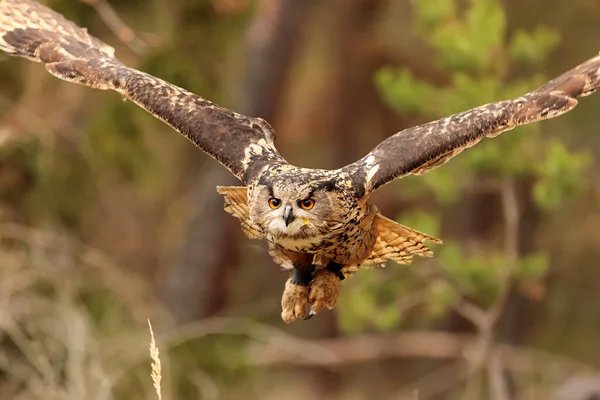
[1,0,598,323]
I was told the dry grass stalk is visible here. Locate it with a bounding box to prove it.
[148,319,162,400]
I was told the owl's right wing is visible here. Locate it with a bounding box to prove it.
[341,53,600,197]
[0,0,288,184]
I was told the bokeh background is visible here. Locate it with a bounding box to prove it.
[1,0,600,399]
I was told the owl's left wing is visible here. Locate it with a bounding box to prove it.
[0,0,287,183]
[342,53,600,197]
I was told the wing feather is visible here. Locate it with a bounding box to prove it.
[216,186,263,239]
[0,0,287,183]
[342,53,600,195]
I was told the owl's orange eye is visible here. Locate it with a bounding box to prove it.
[268,198,281,209]
[299,198,315,210]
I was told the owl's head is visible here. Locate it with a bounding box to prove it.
[249,173,342,240]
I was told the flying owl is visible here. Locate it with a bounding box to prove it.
[1,0,599,323]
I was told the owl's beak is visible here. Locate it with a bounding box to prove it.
[283,205,294,227]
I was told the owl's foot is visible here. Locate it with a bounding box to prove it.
[281,279,310,323]
[307,267,343,319]
[281,265,314,324]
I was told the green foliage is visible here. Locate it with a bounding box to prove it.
[415,0,507,72]
[85,101,167,196]
[399,210,441,237]
[510,26,561,67]
[419,167,463,203]
[375,68,438,115]
[339,270,411,334]
[425,279,459,317]
[515,252,550,282]
[533,139,592,210]
[341,0,591,334]
[439,244,505,300]
[378,0,590,208]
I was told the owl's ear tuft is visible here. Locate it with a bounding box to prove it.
[311,177,338,194]
[257,175,275,197]
[320,178,338,192]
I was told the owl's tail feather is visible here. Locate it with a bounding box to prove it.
[216,186,262,239]
[346,214,442,276]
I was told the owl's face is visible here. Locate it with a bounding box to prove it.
[249,175,342,242]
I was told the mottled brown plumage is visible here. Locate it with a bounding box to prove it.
[1,0,599,323]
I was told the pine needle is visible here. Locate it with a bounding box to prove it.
[147,319,162,400]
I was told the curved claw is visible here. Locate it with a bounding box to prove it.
[304,309,316,320]
[307,269,342,317]
[281,278,310,324]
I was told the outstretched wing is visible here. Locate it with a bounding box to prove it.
[342,53,600,196]
[0,0,287,183]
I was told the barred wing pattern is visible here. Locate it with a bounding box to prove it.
[343,53,600,196]
[0,0,287,183]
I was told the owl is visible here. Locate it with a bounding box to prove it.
[1,0,599,323]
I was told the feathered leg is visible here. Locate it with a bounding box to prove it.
[281,264,314,323]
[307,262,344,318]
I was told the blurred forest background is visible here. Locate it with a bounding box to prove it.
[0,0,600,399]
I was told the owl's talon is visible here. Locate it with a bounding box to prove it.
[304,310,315,320]
[307,269,343,318]
[281,278,310,324]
